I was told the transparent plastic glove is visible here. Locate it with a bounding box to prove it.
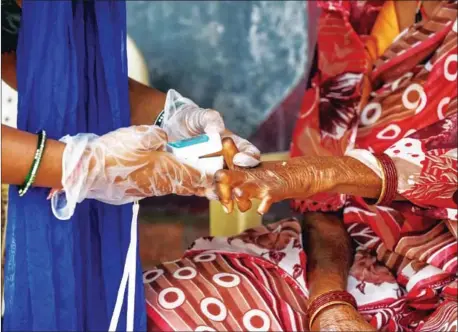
[50,125,213,220]
[162,89,261,167]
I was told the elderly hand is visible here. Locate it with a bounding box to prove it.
[51,125,214,220]
[214,155,386,215]
[161,89,261,168]
[214,157,339,215]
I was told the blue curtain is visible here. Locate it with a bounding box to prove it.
[4,1,146,330]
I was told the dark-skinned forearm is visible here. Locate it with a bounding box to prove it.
[303,212,375,331]
[2,53,17,90]
[1,125,64,188]
[303,212,352,302]
[128,78,166,126]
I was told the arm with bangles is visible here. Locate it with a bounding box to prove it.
[1,53,167,189]
[2,52,260,191]
[215,155,404,215]
[304,212,375,331]
[2,125,64,188]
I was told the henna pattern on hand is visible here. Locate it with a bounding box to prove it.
[214,156,382,215]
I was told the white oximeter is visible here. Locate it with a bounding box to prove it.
[166,133,224,174]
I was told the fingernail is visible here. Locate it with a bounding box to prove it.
[222,205,229,213]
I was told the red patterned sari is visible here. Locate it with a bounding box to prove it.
[290,0,458,330]
[143,1,457,331]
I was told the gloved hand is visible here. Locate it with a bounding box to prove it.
[161,89,261,168]
[50,125,214,220]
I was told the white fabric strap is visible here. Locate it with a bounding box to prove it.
[345,148,383,179]
[109,202,139,332]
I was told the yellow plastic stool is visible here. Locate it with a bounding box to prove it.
[210,151,289,237]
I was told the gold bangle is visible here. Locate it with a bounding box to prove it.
[374,157,386,205]
[308,300,356,331]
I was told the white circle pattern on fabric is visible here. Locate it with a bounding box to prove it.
[444,53,457,82]
[194,253,217,263]
[143,269,164,284]
[158,287,185,310]
[376,124,401,140]
[360,103,382,126]
[243,309,271,331]
[391,72,413,92]
[437,97,451,120]
[402,83,427,114]
[200,297,227,322]
[173,267,197,280]
[212,273,241,288]
[194,326,217,332]
[385,138,425,167]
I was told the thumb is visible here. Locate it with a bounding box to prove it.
[201,109,226,135]
[233,152,261,168]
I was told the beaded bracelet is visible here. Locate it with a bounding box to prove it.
[154,110,165,128]
[18,130,47,197]
[307,290,357,330]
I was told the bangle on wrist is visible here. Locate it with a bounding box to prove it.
[307,290,357,330]
[18,130,47,196]
[154,110,165,128]
[364,153,398,206]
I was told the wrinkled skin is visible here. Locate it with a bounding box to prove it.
[305,212,376,331]
[215,157,341,214]
[214,155,383,215]
[312,304,375,331]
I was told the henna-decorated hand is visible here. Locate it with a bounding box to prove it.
[312,305,375,331]
[214,156,383,215]
[214,157,339,215]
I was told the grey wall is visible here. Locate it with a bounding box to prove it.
[126,1,313,140]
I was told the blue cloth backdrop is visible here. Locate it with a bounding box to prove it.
[4,1,146,330]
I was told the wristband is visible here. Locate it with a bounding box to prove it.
[154,110,165,128]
